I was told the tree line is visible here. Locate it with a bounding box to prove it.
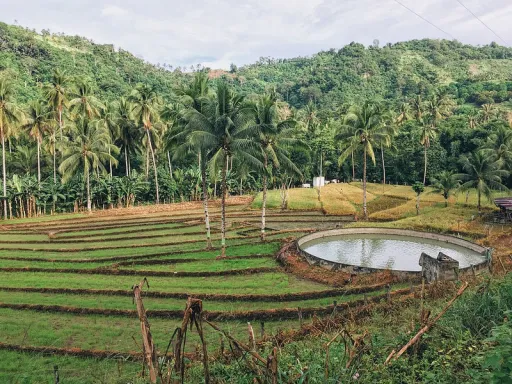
[0,68,510,253]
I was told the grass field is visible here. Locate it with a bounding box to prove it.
[0,184,508,383]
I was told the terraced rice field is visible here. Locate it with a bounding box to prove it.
[3,183,494,382]
[0,203,408,383]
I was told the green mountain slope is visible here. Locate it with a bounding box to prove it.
[234,40,512,111]
[2,21,512,113]
[0,22,184,103]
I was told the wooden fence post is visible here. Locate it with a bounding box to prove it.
[53,365,59,384]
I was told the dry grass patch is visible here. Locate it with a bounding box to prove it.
[369,199,438,221]
[252,188,321,210]
[337,183,377,204]
[318,185,356,215]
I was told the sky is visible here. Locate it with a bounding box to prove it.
[2,0,512,69]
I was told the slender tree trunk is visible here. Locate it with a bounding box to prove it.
[320,151,323,176]
[53,141,56,183]
[1,128,7,219]
[108,147,113,179]
[125,149,129,176]
[416,194,420,215]
[220,154,227,257]
[477,189,481,213]
[37,140,41,187]
[423,144,427,185]
[167,151,172,176]
[146,130,159,204]
[351,150,355,181]
[86,168,91,213]
[58,106,63,140]
[145,144,149,178]
[261,153,268,242]
[201,156,212,249]
[363,146,367,220]
[381,144,385,184]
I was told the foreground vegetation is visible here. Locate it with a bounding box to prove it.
[0,182,509,382]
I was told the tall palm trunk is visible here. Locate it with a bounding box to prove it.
[477,187,481,213]
[86,167,91,212]
[381,144,386,184]
[146,130,159,204]
[58,105,63,140]
[423,144,427,185]
[220,154,228,257]
[108,147,113,179]
[351,150,355,181]
[167,151,172,176]
[125,149,129,176]
[201,156,212,249]
[145,145,149,178]
[1,127,6,219]
[363,146,367,220]
[261,152,268,241]
[53,141,56,183]
[37,139,41,187]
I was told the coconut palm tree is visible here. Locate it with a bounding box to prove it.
[338,102,392,219]
[97,102,119,178]
[23,100,53,186]
[411,95,424,123]
[45,69,69,140]
[185,80,261,256]
[169,72,214,248]
[250,92,301,241]
[336,121,359,181]
[480,103,496,123]
[115,98,139,176]
[421,94,453,185]
[467,109,480,129]
[482,126,512,168]
[129,84,162,203]
[69,78,102,120]
[431,171,460,207]
[455,151,509,212]
[0,76,23,217]
[11,145,37,176]
[396,101,411,126]
[380,110,398,184]
[59,117,118,212]
[43,124,59,183]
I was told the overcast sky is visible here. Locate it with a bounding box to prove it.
[2,0,512,69]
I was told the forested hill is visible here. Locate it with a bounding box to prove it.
[0,22,185,103]
[3,21,512,110]
[235,40,512,111]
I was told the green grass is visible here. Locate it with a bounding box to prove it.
[0,271,326,294]
[54,222,184,237]
[0,287,394,312]
[0,229,245,249]
[0,308,301,354]
[0,350,142,384]
[120,257,278,272]
[0,242,282,269]
[0,232,299,260]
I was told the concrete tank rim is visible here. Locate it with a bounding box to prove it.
[296,227,490,273]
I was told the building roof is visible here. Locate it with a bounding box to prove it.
[494,197,512,210]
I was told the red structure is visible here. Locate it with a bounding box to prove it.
[494,197,512,222]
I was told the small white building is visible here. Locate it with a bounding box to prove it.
[313,176,325,188]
